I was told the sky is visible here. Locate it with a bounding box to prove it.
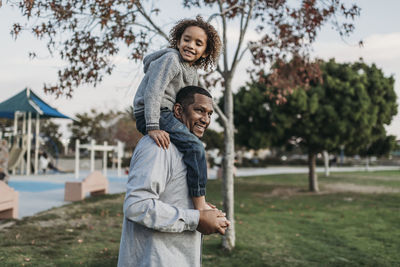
[0,1,399,140]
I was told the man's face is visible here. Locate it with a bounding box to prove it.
[174,93,213,138]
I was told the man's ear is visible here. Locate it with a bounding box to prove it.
[173,103,184,119]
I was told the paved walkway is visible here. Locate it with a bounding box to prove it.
[6,166,400,219]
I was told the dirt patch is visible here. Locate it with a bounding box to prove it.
[0,221,16,231]
[254,183,400,198]
[323,183,400,194]
[254,187,330,198]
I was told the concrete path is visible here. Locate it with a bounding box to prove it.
[5,166,400,219]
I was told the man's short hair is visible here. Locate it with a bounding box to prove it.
[176,86,212,108]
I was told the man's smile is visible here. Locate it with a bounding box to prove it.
[195,124,205,132]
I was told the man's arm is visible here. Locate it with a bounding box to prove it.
[123,137,199,233]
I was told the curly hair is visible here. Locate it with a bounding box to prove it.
[169,16,221,71]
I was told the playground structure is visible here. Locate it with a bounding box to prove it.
[75,139,124,179]
[7,112,32,175]
[0,89,72,176]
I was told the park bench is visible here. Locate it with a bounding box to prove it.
[0,181,19,219]
[64,171,109,202]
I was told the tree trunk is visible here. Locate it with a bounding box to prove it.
[323,150,330,177]
[308,152,319,192]
[365,156,370,172]
[222,76,235,250]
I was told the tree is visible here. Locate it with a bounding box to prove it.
[0,118,13,137]
[40,119,64,157]
[346,62,398,158]
[68,108,142,153]
[8,0,360,250]
[202,128,224,151]
[235,59,397,192]
[114,108,143,153]
[229,83,284,150]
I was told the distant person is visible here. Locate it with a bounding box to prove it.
[0,139,10,183]
[133,16,221,211]
[118,86,229,267]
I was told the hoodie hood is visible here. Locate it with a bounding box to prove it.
[143,48,180,73]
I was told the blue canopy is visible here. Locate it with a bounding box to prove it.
[0,88,71,119]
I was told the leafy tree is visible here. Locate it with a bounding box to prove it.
[202,128,224,151]
[114,108,143,153]
[230,83,284,150]
[0,118,13,137]
[40,119,64,157]
[363,134,397,158]
[235,59,397,192]
[68,108,142,153]
[7,0,360,250]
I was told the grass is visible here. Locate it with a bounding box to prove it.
[0,170,399,266]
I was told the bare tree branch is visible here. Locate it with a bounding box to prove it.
[237,45,249,64]
[216,64,223,76]
[213,100,228,128]
[231,0,254,74]
[132,22,163,35]
[207,3,245,23]
[217,0,228,73]
[135,2,168,41]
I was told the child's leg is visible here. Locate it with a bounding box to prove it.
[159,111,209,209]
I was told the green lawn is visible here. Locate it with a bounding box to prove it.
[1,170,399,266]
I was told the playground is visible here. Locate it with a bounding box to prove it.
[8,170,128,218]
[0,89,127,219]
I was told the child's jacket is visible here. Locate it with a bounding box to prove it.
[133,48,199,131]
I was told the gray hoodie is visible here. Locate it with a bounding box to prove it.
[133,48,199,131]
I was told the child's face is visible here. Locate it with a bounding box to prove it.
[177,26,208,65]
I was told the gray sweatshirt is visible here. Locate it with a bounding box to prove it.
[133,48,199,131]
[117,136,202,267]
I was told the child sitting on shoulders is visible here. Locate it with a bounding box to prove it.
[133,16,221,210]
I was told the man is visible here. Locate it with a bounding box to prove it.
[118,86,229,267]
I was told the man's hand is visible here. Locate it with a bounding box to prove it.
[197,209,230,235]
[148,130,170,149]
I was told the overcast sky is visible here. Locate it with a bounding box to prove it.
[0,1,399,139]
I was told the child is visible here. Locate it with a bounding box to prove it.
[133,16,221,210]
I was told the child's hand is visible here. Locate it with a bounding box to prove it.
[207,202,218,210]
[148,130,170,149]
